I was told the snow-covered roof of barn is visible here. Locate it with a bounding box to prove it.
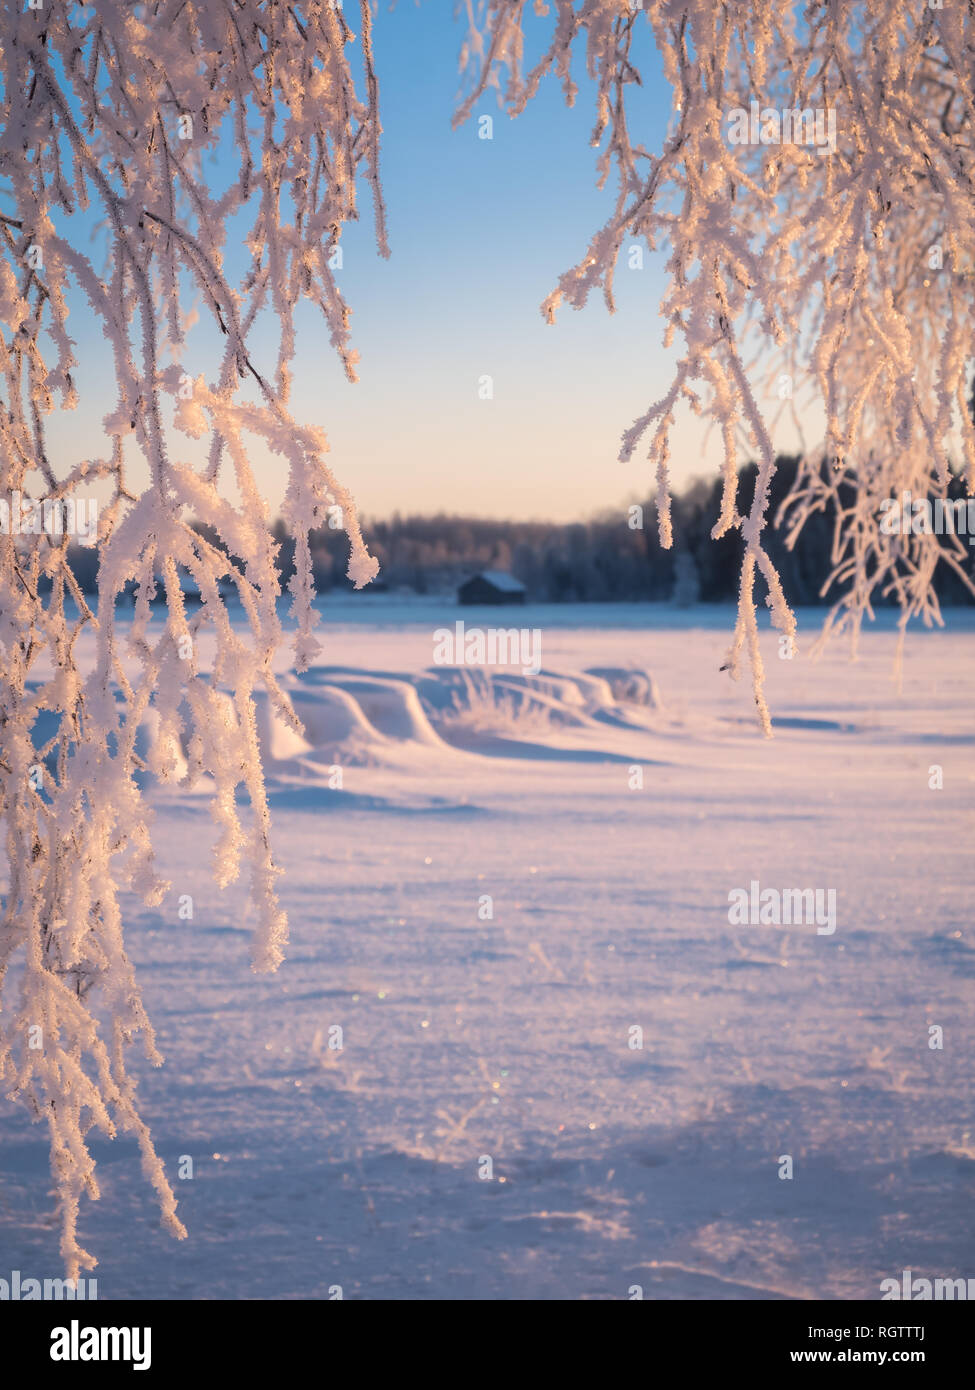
[473,570,526,592]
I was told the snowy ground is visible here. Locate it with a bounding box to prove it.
[2,598,974,1299]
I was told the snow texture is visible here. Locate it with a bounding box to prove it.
[1,600,972,1299]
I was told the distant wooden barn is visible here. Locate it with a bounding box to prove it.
[457,570,526,606]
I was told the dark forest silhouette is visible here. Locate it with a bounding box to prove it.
[63,456,975,607]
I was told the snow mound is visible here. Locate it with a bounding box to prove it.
[24,663,668,796]
[307,674,446,747]
[585,666,663,710]
[253,691,315,764]
[289,685,389,749]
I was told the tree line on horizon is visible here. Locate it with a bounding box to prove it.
[62,456,975,607]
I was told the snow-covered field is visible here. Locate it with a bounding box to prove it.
[2,599,973,1299]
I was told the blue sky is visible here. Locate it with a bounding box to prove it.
[307,0,682,522]
[39,3,774,523]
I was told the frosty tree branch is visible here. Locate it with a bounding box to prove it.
[456,0,975,729]
[0,0,385,1281]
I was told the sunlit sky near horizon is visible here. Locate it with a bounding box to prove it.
[40,2,812,525]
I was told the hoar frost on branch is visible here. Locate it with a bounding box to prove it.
[456,0,975,732]
[0,1,384,1280]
